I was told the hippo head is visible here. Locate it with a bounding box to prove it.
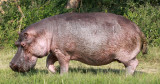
[10,28,50,72]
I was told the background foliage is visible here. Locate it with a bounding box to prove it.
[0,0,160,49]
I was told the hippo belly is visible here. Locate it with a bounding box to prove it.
[56,15,124,65]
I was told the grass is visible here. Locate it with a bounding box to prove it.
[0,47,160,84]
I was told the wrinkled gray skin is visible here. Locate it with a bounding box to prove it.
[10,13,147,75]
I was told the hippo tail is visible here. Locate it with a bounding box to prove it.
[140,32,148,54]
[133,23,148,54]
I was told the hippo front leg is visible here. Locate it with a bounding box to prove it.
[53,49,70,74]
[46,53,58,73]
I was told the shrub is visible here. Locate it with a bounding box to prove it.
[0,0,159,49]
[0,0,71,49]
[124,3,160,46]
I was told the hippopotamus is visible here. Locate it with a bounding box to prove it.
[10,12,147,75]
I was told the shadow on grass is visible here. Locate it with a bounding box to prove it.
[69,67,146,75]
[16,66,146,76]
[16,69,49,76]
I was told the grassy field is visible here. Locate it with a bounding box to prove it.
[0,47,160,84]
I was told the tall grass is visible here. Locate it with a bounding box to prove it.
[0,67,160,84]
[0,47,160,84]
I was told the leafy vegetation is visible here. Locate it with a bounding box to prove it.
[0,0,160,49]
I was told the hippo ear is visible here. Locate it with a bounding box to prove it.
[24,33,28,39]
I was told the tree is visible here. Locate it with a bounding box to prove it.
[0,0,7,14]
[66,0,81,9]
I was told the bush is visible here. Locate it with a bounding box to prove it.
[0,0,71,49]
[124,3,160,46]
[0,0,159,49]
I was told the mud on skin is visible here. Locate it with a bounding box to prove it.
[10,12,147,75]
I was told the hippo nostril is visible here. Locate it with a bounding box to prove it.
[10,62,16,68]
[9,62,19,71]
[9,62,14,68]
[9,62,14,69]
[9,62,26,72]
[10,62,13,66]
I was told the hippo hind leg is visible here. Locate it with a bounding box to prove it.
[116,56,138,76]
[117,48,140,76]
[124,58,138,76]
[116,40,141,76]
[116,47,140,76]
[46,53,58,73]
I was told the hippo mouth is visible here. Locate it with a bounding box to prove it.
[10,45,38,72]
[10,61,36,72]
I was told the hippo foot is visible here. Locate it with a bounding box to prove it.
[47,65,56,73]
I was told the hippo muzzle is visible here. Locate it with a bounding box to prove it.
[10,47,37,72]
[10,60,37,72]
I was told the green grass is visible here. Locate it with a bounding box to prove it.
[0,47,160,84]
